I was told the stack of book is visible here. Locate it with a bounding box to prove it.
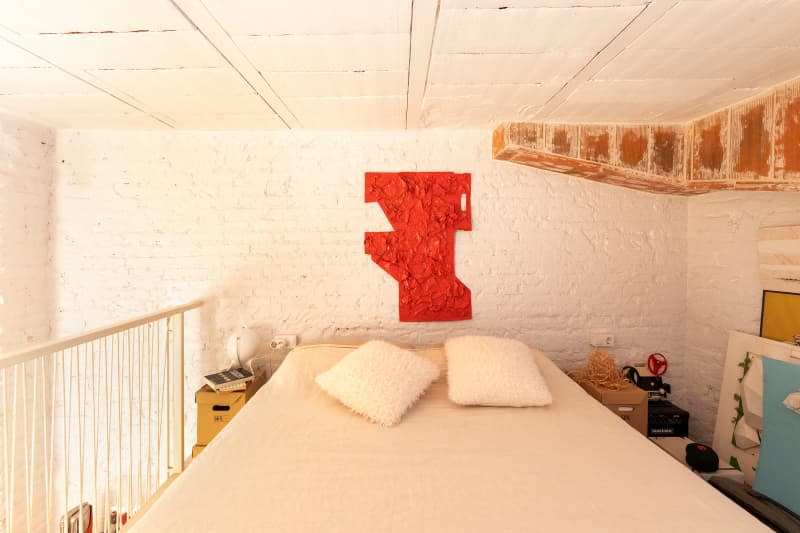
[203,367,254,392]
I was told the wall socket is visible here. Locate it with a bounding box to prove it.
[270,334,297,350]
[590,331,615,348]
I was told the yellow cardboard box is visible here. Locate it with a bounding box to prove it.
[192,444,205,458]
[195,370,266,445]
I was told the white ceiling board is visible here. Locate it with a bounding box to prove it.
[0,67,94,94]
[38,113,170,130]
[201,0,410,36]
[0,0,192,35]
[421,96,541,128]
[169,0,296,129]
[435,5,642,54]
[544,100,675,122]
[669,87,766,122]
[170,113,287,130]
[235,34,409,72]
[88,68,257,99]
[266,71,407,98]
[157,94,269,116]
[426,83,555,105]
[0,93,135,115]
[284,96,406,129]
[2,0,800,129]
[564,78,734,104]
[25,31,226,70]
[428,52,592,85]
[530,0,679,120]
[0,39,48,67]
[628,0,800,50]
[405,0,439,129]
[550,85,768,123]
[597,47,800,82]
[443,1,647,7]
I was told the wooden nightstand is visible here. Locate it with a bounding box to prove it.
[193,369,267,455]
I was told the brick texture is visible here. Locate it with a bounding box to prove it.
[51,129,689,442]
[0,114,55,353]
[687,191,800,443]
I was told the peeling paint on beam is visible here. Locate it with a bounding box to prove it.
[494,76,800,195]
[493,121,698,196]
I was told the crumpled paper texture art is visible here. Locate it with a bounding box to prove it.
[364,172,472,322]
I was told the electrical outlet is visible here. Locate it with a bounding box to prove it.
[590,331,615,348]
[270,334,297,350]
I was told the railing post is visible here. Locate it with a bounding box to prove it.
[167,313,184,476]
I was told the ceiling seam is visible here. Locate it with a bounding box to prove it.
[0,29,176,128]
[404,0,415,129]
[169,0,300,129]
[534,0,679,120]
[405,0,440,129]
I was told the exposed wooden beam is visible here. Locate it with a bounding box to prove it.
[0,28,176,128]
[405,0,440,129]
[170,0,299,129]
[493,122,698,195]
[535,0,680,120]
[494,77,800,195]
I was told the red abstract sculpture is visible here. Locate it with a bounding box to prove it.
[365,172,472,322]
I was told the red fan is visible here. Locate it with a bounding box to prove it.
[647,352,668,376]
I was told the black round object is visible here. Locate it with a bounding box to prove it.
[685,442,719,472]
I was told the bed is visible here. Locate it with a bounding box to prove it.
[130,343,767,532]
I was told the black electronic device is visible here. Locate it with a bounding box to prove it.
[648,400,689,437]
[622,366,672,401]
[685,442,719,472]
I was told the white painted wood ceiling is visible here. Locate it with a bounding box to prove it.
[1,0,799,130]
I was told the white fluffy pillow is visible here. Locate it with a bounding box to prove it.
[445,336,552,407]
[315,340,440,426]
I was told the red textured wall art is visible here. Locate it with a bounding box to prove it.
[364,172,472,322]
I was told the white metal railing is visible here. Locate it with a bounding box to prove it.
[0,300,202,533]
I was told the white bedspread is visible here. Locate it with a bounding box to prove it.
[131,344,766,532]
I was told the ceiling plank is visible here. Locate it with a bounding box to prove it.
[406,0,440,129]
[0,28,176,128]
[170,0,299,129]
[534,0,679,120]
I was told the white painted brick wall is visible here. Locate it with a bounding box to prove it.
[0,113,55,531]
[51,129,688,444]
[0,114,54,353]
[686,191,800,443]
